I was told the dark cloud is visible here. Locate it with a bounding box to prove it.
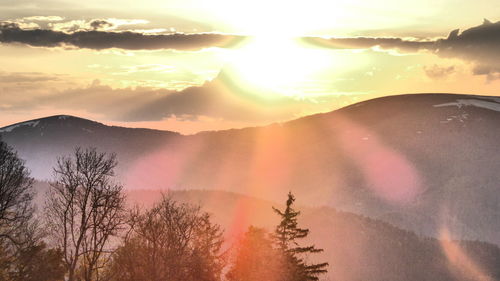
[89,19,113,30]
[472,65,500,81]
[423,65,455,80]
[434,19,500,77]
[0,22,244,50]
[305,19,500,78]
[303,36,434,52]
[6,17,498,76]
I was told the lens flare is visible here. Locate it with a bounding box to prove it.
[332,116,423,205]
[440,228,493,281]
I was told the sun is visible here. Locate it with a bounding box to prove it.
[223,36,336,100]
[185,0,360,100]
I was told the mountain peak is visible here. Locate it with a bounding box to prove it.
[0,115,103,133]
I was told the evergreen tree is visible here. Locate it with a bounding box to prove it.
[10,242,65,281]
[273,192,328,281]
[227,226,284,281]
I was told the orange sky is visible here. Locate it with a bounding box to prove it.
[1,1,500,133]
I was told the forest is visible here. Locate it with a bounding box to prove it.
[0,140,327,281]
[0,139,499,281]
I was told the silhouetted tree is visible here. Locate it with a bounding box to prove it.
[0,139,64,281]
[0,139,34,247]
[105,195,225,281]
[227,226,285,281]
[45,147,126,281]
[0,138,37,278]
[273,192,328,281]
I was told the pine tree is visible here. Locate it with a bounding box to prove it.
[227,226,284,281]
[272,192,328,281]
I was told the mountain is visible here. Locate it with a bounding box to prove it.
[2,93,500,246]
[0,115,181,179]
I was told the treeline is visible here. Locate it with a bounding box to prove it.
[3,138,500,281]
[0,140,328,281]
[160,190,500,281]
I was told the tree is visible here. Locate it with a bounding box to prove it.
[45,147,126,281]
[0,139,64,281]
[0,139,34,247]
[105,195,226,281]
[273,192,328,281]
[227,226,285,281]
[9,242,65,281]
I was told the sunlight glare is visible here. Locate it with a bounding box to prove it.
[223,36,340,99]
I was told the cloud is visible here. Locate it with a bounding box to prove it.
[47,20,90,32]
[0,71,355,126]
[114,64,176,74]
[472,65,500,81]
[0,71,61,83]
[423,65,456,80]
[22,16,64,22]
[35,73,306,123]
[89,20,114,31]
[48,18,150,32]
[304,36,434,53]
[1,21,40,30]
[305,19,500,79]
[434,19,500,78]
[0,22,244,51]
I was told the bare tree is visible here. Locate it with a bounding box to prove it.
[105,195,225,281]
[45,147,126,281]
[0,139,34,248]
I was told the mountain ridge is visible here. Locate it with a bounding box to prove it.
[3,92,497,136]
[3,93,500,246]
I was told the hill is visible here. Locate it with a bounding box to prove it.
[3,93,500,246]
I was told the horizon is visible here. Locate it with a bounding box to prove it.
[1,2,500,133]
[0,92,496,134]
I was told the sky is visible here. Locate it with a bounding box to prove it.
[1,0,500,134]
